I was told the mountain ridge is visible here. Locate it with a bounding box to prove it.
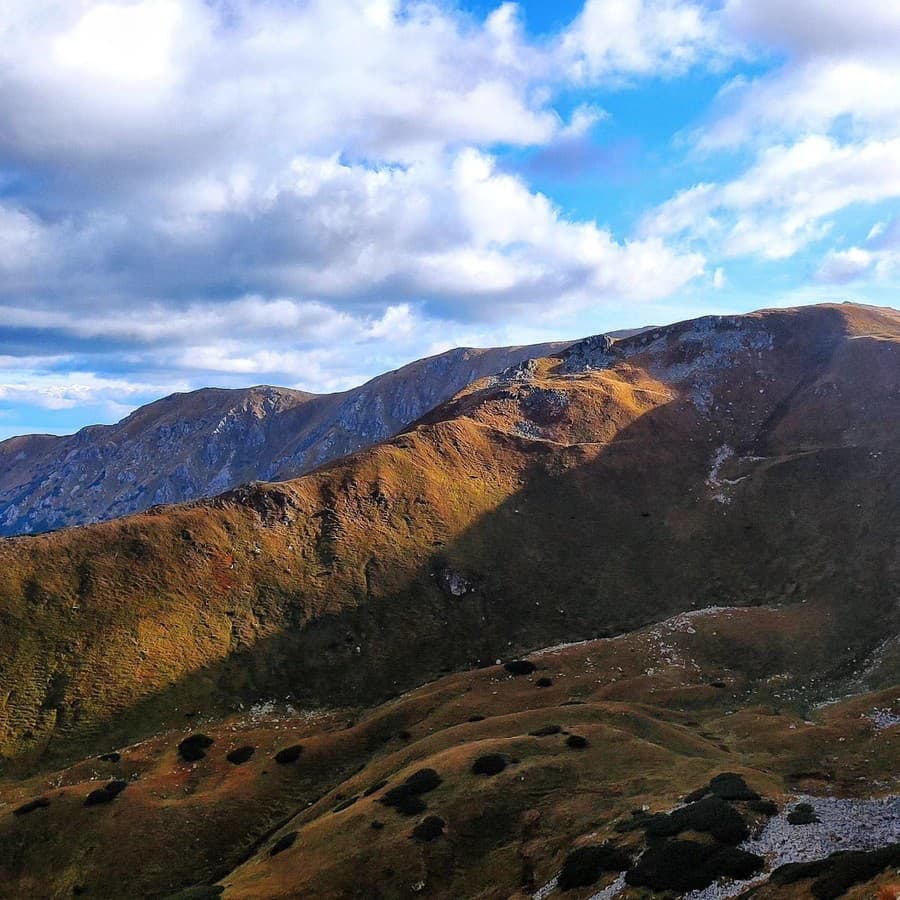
[2,301,898,768]
[0,340,570,536]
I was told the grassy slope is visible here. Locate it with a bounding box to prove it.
[1,304,900,897]
[1,304,899,776]
[0,604,897,898]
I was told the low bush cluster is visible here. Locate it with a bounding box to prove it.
[178,734,214,762]
[85,780,127,807]
[558,844,632,891]
[626,839,763,892]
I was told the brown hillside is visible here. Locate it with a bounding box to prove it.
[1,302,899,779]
[0,603,897,899]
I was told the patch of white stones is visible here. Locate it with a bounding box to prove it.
[534,795,900,900]
[686,794,900,900]
[868,707,900,731]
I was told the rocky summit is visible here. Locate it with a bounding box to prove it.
[1,303,900,899]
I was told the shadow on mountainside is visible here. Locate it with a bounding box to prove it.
[7,306,900,776]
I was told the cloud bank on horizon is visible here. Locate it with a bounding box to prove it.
[1,0,899,437]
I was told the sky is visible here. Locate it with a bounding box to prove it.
[1,0,900,439]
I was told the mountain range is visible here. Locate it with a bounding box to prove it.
[1,302,899,899]
[0,341,569,536]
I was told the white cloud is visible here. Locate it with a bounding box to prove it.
[815,216,900,284]
[700,1,900,149]
[0,206,52,272]
[0,147,704,326]
[0,371,189,411]
[559,104,608,139]
[702,58,900,150]
[559,0,722,83]
[724,0,900,58]
[0,1,713,343]
[623,0,900,306]
[53,0,185,83]
[646,136,900,260]
[0,0,561,175]
[815,248,875,284]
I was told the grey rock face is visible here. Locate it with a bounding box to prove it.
[561,334,616,373]
[0,341,569,536]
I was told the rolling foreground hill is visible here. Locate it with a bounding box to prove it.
[1,302,899,899]
[0,340,569,536]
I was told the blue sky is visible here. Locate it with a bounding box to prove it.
[1,0,900,439]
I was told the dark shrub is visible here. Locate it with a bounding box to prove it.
[771,857,835,885]
[684,786,708,803]
[714,846,767,879]
[536,677,553,687]
[709,772,760,802]
[381,790,427,816]
[530,724,562,737]
[13,797,50,816]
[274,745,303,764]
[644,796,748,844]
[558,844,632,890]
[381,768,441,815]
[363,779,389,797]
[411,816,446,842]
[468,715,485,722]
[787,802,819,825]
[626,840,763,892]
[772,844,900,900]
[371,820,384,830]
[749,798,778,816]
[84,780,127,807]
[98,752,121,763]
[85,789,111,807]
[566,734,588,749]
[472,754,507,776]
[333,796,359,812]
[810,844,900,900]
[504,660,536,675]
[615,810,654,833]
[178,734,214,762]
[226,745,255,765]
[397,730,412,741]
[404,769,442,794]
[270,831,298,856]
[710,681,727,689]
[105,780,127,798]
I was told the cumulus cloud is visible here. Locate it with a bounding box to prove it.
[724,0,900,59]
[700,1,900,148]
[815,248,876,285]
[816,217,900,284]
[559,0,724,82]
[0,0,558,174]
[646,136,900,259]
[637,0,900,287]
[0,0,716,416]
